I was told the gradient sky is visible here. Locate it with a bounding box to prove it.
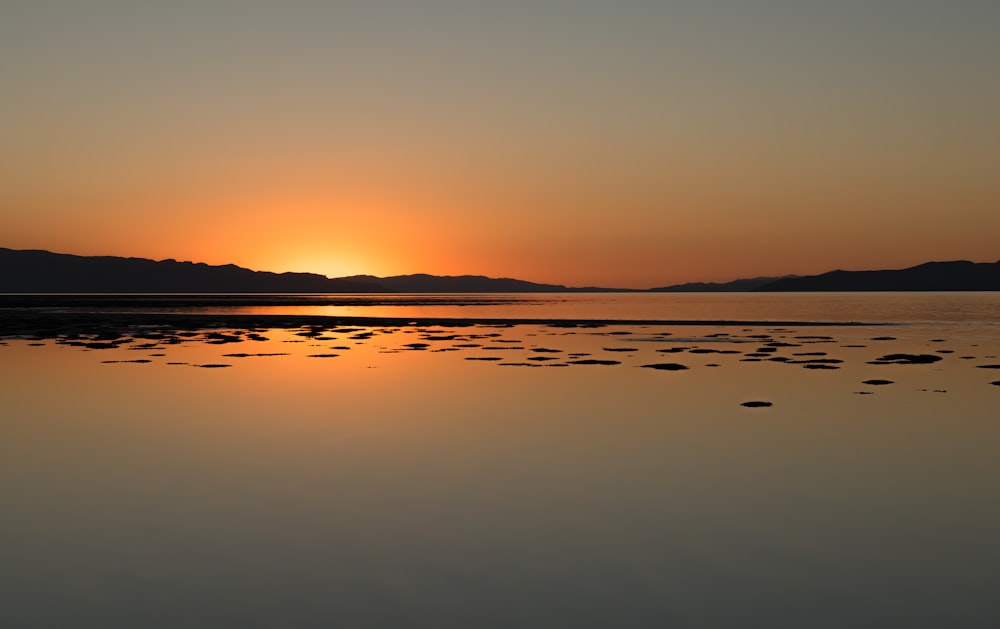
[3,0,998,287]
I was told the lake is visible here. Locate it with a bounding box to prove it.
[2,293,999,628]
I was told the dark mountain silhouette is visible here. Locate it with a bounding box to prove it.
[336,273,627,293]
[0,247,624,293]
[650,276,796,292]
[757,260,1000,291]
[0,248,384,293]
[3,247,998,293]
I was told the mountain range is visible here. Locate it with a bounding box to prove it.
[1,247,998,293]
[0,248,613,293]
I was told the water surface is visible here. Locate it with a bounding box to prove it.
[2,294,999,627]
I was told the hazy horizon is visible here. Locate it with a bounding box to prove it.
[3,1,999,286]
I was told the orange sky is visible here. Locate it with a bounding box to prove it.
[3,1,999,288]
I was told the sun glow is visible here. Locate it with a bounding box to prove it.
[270,251,372,280]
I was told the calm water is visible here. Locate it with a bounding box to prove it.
[2,293,999,628]
[68,291,1000,323]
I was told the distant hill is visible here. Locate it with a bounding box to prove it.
[336,273,625,293]
[3,247,998,293]
[0,248,383,293]
[0,247,623,293]
[757,260,1000,291]
[650,276,795,292]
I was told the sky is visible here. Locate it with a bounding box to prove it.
[2,0,999,288]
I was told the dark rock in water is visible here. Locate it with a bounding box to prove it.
[657,347,687,353]
[990,381,1000,386]
[706,363,720,367]
[465,356,503,361]
[640,363,688,371]
[868,354,943,365]
[689,348,718,354]
[803,364,840,370]
[788,358,843,364]
[863,379,894,385]
[197,364,232,368]
[976,364,1000,369]
[568,359,621,365]
[741,401,772,408]
[854,391,874,395]
[870,336,897,341]
[307,354,340,358]
[531,347,561,353]
[603,347,638,352]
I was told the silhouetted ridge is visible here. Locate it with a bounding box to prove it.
[336,273,624,293]
[757,260,1000,291]
[5,247,999,293]
[0,248,628,293]
[0,248,382,293]
[650,276,796,292]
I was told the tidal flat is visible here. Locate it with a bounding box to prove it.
[2,304,1000,628]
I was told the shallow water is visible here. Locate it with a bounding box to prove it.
[2,296,1000,628]
[248,291,1000,323]
[14,291,1000,323]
